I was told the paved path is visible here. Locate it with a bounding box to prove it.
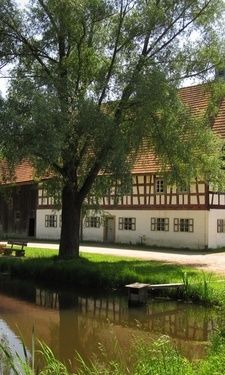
[26,242,225,275]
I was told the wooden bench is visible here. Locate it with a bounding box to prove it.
[4,241,27,257]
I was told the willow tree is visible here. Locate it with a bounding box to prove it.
[0,0,224,258]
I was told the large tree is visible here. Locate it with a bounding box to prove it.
[0,0,224,258]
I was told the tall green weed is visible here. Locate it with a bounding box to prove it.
[2,333,225,375]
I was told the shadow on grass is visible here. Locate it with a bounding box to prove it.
[0,250,198,291]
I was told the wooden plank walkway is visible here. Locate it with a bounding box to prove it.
[125,282,185,306]
[125,282,184,290]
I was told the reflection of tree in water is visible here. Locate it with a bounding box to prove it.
[58,292,109,370]
[58,291,78,368]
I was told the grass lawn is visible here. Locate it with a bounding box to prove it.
[0,246,224,304]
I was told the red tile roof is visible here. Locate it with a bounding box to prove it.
[132,83,225,174]
[132,142,159,174]
[0,160,34,185]
[179,84,210,115]
[212,97,225,137]
[1,84,225,182]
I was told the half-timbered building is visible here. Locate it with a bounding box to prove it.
[0,162,37,238]
[2,84,225,249]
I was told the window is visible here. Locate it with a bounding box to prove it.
[217,219,225,233]
[174,218,194,232]
[151,218,169,231]
[45,215,57,228]
[155,179,165,193]
[119,217,136,231]
[85,216,101,228]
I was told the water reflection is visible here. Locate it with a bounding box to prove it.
[0,276,218,370]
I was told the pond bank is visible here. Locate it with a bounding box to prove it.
[0,247,224,305]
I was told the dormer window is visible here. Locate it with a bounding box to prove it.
[155,178,165,193]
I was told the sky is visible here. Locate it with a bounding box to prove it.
[15,0,28,7]
[0,67,11,97]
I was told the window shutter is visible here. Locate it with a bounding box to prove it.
[174,218,179,232]
[85,217,90,228]
[151,218,156,231]
[119,217,123,230]
[165,218,169,231]
[189,219,194,233]
[217,219,223,233]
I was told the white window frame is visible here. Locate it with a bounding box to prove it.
[174,218,194,233]
[118,217,136,231]
[155,178,165,193]
[85,216,101,228]
[151,218,169,231]
[45,215,57,228]
[217,219,225,233]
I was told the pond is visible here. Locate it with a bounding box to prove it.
[0,275,218,373]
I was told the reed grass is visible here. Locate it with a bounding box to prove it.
[2,333,225,375]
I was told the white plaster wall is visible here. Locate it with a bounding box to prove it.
[36,209,61,240]
[208,209,225,248]
[36,209,104,242]
[82,223,104,242]
[36,207,209,249]
[83,209,209,249]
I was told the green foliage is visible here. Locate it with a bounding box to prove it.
[3,332,225,375]
[38,343,70,375]
[0,336,16,375]
[0,0,224,187]
[1,0,225,256]
[131,337,194,375]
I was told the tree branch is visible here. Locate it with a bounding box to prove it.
[79,147,108,200]
[98,1,128,105]
[113,31,151,126]
[37,0,59,35]
[75,20,87,94]
[174,64,216,82]
[2,5,53,78]
[146,0,196,56]
[148,0,213,58]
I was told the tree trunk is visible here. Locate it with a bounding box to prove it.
[59,183,81,259]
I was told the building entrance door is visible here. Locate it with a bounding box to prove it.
[104,217,115,243]
[28,218,35,237]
